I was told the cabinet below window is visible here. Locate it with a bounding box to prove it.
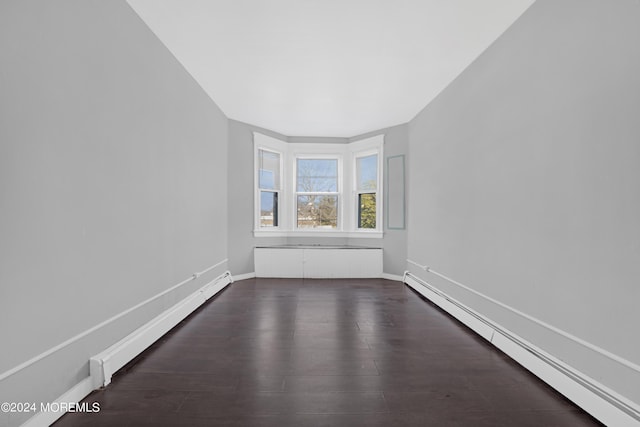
[254,246,383,278]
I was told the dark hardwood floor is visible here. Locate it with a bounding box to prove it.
[55,278,601,426]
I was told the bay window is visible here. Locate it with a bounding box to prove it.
[254,132,383,237]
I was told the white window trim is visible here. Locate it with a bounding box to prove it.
[351,143,384,232]
[254,133,384,238]
[293,152,343,231]
[254,135,287,231]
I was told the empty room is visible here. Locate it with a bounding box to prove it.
[1,0,639,426]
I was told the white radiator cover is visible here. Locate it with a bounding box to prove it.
[254,246,383,278]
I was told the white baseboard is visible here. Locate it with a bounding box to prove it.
[381,272,404,282]
[90,271,232,389]
[19,376,94,427]
[404,273,640,427]
[231,272,255,281]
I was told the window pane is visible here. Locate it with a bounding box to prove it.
[296,159,338,192]
[358,193,376,229]
[356,154,377,191]
[259,150,280,190]
[260,191,278,227]
[297,195,338,229]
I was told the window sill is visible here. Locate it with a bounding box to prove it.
[253,230,384,239]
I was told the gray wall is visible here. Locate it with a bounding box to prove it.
[227,120,408,276]
[407,0,640,404]
[0,1,228,425]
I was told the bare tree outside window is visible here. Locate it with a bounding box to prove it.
[296,159,338,228]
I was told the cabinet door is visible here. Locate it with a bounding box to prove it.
[255,248,303,277]
[303,249,382,278]
[303,249,347,278]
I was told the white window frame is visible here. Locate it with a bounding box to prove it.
[292,149,344,232]
[348,137,384,234]
[254,135,287,231]
[353,150,382,231]
[254,133,383,238]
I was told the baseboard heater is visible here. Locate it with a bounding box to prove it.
[90,271,233,389]
[403,271,640,427]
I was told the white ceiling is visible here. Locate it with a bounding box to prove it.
[126,0,535,137]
